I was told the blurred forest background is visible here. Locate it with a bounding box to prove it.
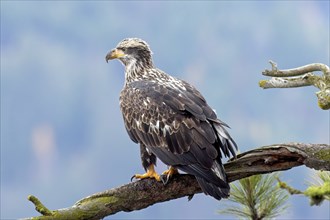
[1,1,329,219]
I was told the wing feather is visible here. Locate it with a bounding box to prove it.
[189,142,214,168]
[120,79,237,172]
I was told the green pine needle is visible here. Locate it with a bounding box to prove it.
[219,173,289,219]
[305,171,330,205]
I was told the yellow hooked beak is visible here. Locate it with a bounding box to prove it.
[105,48,125,63]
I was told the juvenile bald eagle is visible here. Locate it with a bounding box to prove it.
[106,38,237,200]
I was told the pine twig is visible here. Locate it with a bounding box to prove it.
[277,178,304,195]
[277,171,330,206]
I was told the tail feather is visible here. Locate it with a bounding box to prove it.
[177,160,229,200]
[196,176,229,200]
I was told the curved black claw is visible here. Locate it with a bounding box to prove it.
[188,194,195,201]
[130,175,136,182]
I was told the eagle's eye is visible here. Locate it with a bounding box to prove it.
[117,47,127,52]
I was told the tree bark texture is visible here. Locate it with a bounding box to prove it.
[25,142,330,220]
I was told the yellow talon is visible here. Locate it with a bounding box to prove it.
[132,165,161,182]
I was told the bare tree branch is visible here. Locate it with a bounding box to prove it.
[24,143,330,220]
[259,61,330,110]
[262,61,330,77]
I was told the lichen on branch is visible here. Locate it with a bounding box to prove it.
[24,143,330,220]
[277,171,330,206]
[259,61,330,110]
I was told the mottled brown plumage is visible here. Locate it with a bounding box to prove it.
[106,38,237,200]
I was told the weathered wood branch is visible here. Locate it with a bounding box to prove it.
[262,61,330,77]
[25,142,330,220]
[259,61,330,110]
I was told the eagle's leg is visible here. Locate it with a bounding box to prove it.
[161,166,179,185]
[131,144,160,181]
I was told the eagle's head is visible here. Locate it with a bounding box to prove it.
[106,38,153,70]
